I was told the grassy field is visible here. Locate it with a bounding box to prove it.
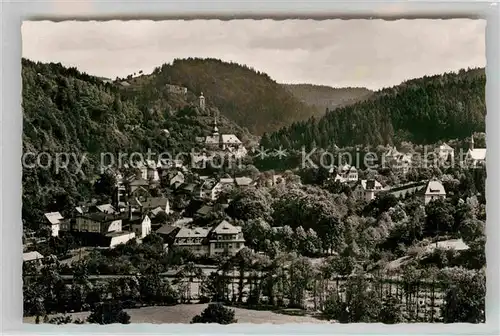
[24,304,329,324]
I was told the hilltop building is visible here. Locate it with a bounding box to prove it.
[199,92,206,110]
[165,84,187,95]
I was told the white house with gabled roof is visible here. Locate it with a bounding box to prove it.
[465,136,486,168]
[208,220,245,257]
[436,143,454,162]
[423,179,447,204]
[44,212,69,237]
[354,179,383,202]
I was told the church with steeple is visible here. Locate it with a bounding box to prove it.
[195,91,247,158]
[465,134,486,168]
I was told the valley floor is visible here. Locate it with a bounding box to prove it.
[23,304,328,324]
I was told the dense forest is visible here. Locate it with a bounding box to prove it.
[124,58,317,135]
[281,84,373,116]
[21,58,251,227]
[263,68,486,149]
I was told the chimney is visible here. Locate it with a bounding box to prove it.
[469,135,475,150]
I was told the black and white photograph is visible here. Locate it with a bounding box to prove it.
[21,19,486,325]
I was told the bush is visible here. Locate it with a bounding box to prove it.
[87,302,131,325]
[191,303,237,324]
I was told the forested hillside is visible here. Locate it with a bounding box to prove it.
[263,68,486,149]
[128,58,317,135]
[281,84,373,116]
[21,59,250,226]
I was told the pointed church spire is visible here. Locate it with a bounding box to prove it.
[470,135,475,150]
[212,110,219,136]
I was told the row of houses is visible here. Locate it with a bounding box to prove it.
[354,178,446,204]
[157,220,246,258]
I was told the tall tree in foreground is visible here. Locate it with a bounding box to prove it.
[191,303,237,324]
[441,268,485,323]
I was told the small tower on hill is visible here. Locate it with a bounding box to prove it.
[199,92,206,111]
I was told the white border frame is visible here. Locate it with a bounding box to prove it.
[1,0,499,335]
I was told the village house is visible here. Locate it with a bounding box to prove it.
[208,220,245,257]
[332,164,358,183]
[128,178,150,195]
[354,179,384,202]
[23,251,44,268]
[465,136,486,168]
[142,160,160,182]
[197,178,224,201]
[172,220,245,257]
[383,146,412,174]
[423,179,447,204]
[436,143,455,163]
[128,214,152,239]
[131,196,171,214]
[44,212,70,237]
[107,231,137,248]
[156,224,181,246]
[234,176,255,188]
[73,212,136,247]
[74,212,123,234]
[163,170,185,189]
[259,173,285,187]
[174,227,211,256]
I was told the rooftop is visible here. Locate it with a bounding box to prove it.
[425,180,446,195]
[23,251,44,262]
[44,212,64,225]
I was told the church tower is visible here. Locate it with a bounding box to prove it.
[199,92,206,111]
[469,135,475,150]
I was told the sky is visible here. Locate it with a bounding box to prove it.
[22,19,485,90]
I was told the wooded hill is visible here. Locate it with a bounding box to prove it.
[262,68,486,149]
[21,58,251,226]
[281,84,373,116]
[122,58,317,135]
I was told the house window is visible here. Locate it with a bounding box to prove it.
[236,243,241,248]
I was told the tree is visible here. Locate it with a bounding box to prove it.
[322,273,381,323]
[226,188,273,221]
[288,256,314,308]
[241,219,272,252]
[94,172,117,197]
[425,199,455,237]
[441,268,485,323]
[87,302,131,324]
[153,210,168,224]
[379,296,403,324]
[191,303,237,324]
[458,218,485,244]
